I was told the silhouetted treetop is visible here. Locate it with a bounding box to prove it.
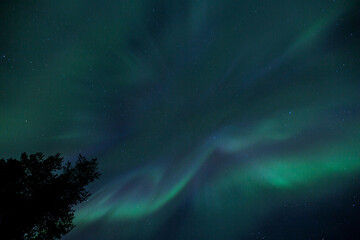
[0,153,100,240]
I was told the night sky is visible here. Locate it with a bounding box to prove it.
[1,1,360,239]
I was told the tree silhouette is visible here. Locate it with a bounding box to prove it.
[0,153,100,240]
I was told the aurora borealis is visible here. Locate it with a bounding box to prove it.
[1,0,360,239]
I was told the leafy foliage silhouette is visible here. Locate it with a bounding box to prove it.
[0,153,100,240]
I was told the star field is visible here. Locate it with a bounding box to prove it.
[1,1,360,239]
